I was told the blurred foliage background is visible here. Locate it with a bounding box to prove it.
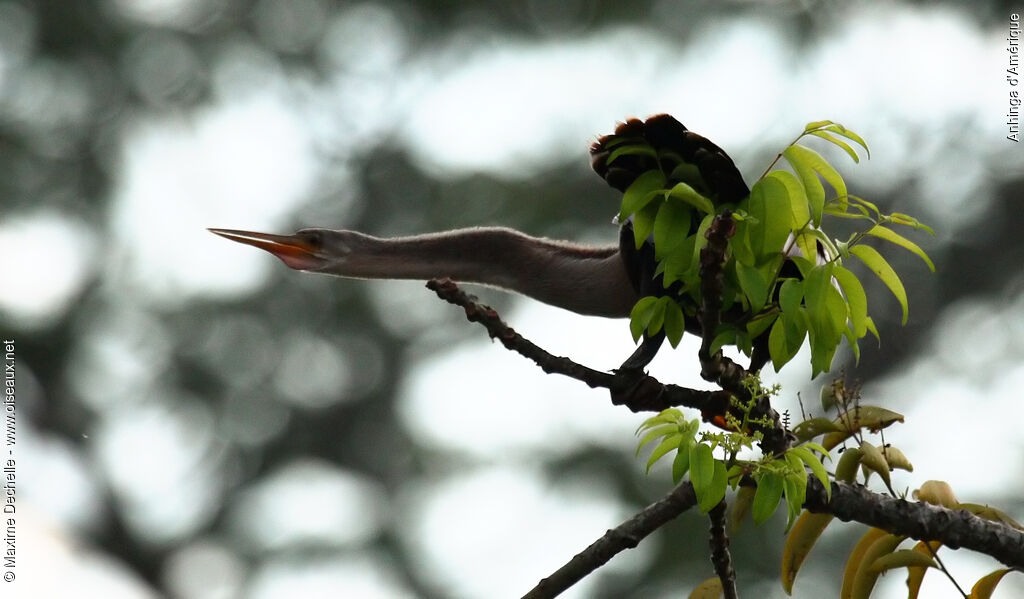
[2,0,1023,597]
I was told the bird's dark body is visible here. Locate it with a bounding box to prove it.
[590,114,773,371]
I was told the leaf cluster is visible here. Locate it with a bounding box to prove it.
[780,410,1023,599]
[635,391,830,531]
[619,120,935,376]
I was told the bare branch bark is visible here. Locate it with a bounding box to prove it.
[696,213,792,456]
[522,481,699,599]
[426,278,732,417]
[805,478,1024,570]
[707,501,738,599]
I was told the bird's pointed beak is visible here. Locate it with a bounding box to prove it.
[208,228,327,271]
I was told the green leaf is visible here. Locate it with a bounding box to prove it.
[833,266,868,337]
[635,408,684,433]
[809,130,860,163]
[647,297,667,335]
[709,328,738,358]
[646,433,683,473]
[607,142,657,165]
[732,485,756,531]
[866,225,935,271]
[783,147,824,226]
[843,326,862,364]
[801,441,830,456]
[766,170,809,231]
[782,469,808,531]
[783,145,847,224]
[653,196,693,260]
[660,233,698,287]
[864,315,880,341]
[789,446,831,501]
[663,299,686,347]
[747,175,794,259]
[779,278,804,315]
[698,460,729,513]
[768,307,808,372]
[689,442,715,493]
[619,170,666,221]
[769,316,792,371]
[753,472,784,525]
[629,296,660,341]
[889,212,935,234]
[667,181,715,215]
[636,423,680,454]
[858,441,892,488]
[672,442,692,483]
[746,311,777,341]
[804,119,834,132]
[792,417,844,442]
[824,124,870,159]
[668,161,706,190]
[736,261,769,312]
[849,195,880,218]
[631,200,661,250]
[803,264,844,375]
[834,447,864,483]
[850,245,909,325]
[731,216,757,266]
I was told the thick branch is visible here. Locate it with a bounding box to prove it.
[522,481,698,599]
[697,212,747,389]
[708,501,738,599]
[806,478,1024,570]
[696,214,792,455]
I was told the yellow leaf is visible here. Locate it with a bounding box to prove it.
[969,568,1015,599]
[867,548,936,573]
[906,540,942,599]
[688,576,723,599]
[840,527,889,599]
[913,480,959,510]
[781,511,834,594]
[849,533,906,599]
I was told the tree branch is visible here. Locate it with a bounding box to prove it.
[708,501,738,599]
[805,478,1024,570]
[426,278,732,417]
[522,481,698,599]
[696,214,792,456]
[427,277,1024,590]
[697,212,747,390]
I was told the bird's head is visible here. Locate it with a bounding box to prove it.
[208,227,360,272]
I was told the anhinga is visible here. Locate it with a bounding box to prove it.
[211,114,755,372]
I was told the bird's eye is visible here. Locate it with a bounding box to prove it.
[298,229,323,250]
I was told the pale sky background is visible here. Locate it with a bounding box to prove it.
[2,1,1023,598]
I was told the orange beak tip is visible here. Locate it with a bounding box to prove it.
[207,227,325,271]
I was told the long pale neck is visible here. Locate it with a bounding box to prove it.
[334,227,638,318]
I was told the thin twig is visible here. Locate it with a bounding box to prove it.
[427,278,733,417]
[522,481,699,599]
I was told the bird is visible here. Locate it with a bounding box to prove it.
[211,114,756,372]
